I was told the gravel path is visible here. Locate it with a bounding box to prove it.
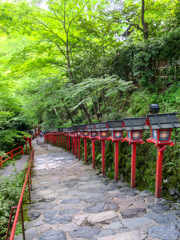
[14,140,180,240]
[0,153,29,178]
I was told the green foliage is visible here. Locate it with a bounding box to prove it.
[0,130,26,153]
[0,170,24,239]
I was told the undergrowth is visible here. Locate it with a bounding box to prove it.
[0,168,25,239]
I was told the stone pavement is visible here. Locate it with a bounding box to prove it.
[15,140,180,240]
[0,154,29,178]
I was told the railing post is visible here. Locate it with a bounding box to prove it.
[102,140,105,175]
[115,141,119,181]
[76,138,78,158]
[28,138,32,149]
[25,140,28,154]
[92,140,95,169]
[84,138,87,163]
[69,137,71,152]
[131,143,137,189]
[10,150,13,160]
[21,146,24,155]
[28,174,31,204]
[155,149,164,198]
[78,138,81,160]
[20,204,25,240]
[0,156,2,168]
[5,206,17,240]
[67,136,69,151]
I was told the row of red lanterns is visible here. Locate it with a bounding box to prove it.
[44,112,179,198]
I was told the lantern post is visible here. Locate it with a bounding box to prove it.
[95,123,109,175]
[81,126,89,163]
[122,118,149,189]
[76,126,82,160]
[87,124,98,169]
[107,120,124,181]
[62,129,67,149]
[72,126,79,158]
[145,112,180,198]
[69,128,74,154]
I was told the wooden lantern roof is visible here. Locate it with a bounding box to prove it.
[146,113,180,130]
[73,126,79,131]
[107,120,123,131]
[58,128,63,132]
[94,122,108,132]
[86,124,96,132]
[79,125,86,131]
[123,118,149,131]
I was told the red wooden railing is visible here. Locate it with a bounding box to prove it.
[6,148,34,240]
[0,146,24,168]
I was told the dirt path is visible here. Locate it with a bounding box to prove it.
[14,140,180,240]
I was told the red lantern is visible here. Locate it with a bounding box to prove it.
[107,120,124,181]
[95,123,109,175]
[122,117,149,189]
[145,113,180,198]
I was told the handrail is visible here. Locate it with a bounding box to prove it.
[0,146,24,168]
[7,148,34,240]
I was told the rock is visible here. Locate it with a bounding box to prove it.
[148,225,180,240]
[26,219,44,228]
[69,227,100,238]
[73,214,89,225]
[59,208,80,216]
[145,212,178,224]
[44,210,57,218]
[175,188,180,196]
[24,228,37,240]
[122,217,153,228]
[44,215,72,224]
[148,203,170,213]
[106,183,117,191]
[36,226,52,235]
[94,230,115,240]
[169,187,176,196]
[104,202,119,212]
[79,193,102,201]
[28,211,41,220]
[98,231,141,240]
[87,211,117,224]
[102,221,124,230]
[58,223,78,232]
[61,198,81,204]
[120,208,146,218]
[39,230,66,240]
[83,203,105,213]
[139,190,150,196]
[126,189,137,197]
[31,202,57,210]
[38,197,55,202]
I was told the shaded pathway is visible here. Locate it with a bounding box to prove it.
[0,154,29,178]
[15,139,180,240]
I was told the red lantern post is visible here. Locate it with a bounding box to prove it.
[95,123,109,175]
[81,127,89,163]
[87,124,98,169]
[122,118,149,189]
[145,113,179,198]
[107,120,124,181]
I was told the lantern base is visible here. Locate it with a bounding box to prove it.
[123,137,145,145]
[147,138,175,147]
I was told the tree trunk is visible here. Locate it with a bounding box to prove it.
[80,103,92,123]
[91,97,100,121]
[141,0,149,40]
[62,98,74,123]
